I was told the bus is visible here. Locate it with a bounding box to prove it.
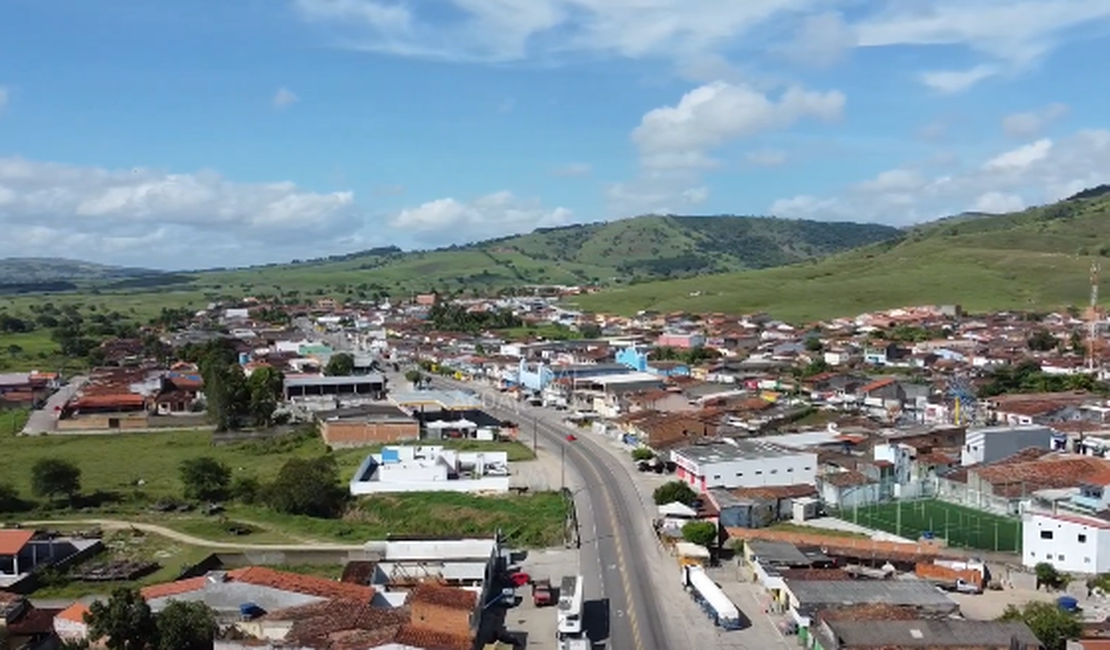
[556,574,584,639]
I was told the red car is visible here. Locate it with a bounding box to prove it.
[508,572,531,587]
[565,434,577,442]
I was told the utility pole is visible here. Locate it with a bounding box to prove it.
[561,441,566,491]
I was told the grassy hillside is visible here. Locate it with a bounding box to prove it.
[0,215,897,309]
[573,192,1110,322]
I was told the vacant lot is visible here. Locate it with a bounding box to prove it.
[1,429,557,546]
[32,528,212,599]
[0,429,534,506]
[843,500,1022,552]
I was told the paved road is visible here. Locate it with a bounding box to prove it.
[18,519,368,552]
[430,377,670,650]
[22,376,86,434]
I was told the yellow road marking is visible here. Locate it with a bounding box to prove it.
[575,445,646,650]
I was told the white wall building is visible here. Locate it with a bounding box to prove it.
[962,426,1056,466]
[671,440,818,491]
[349,445,511,495]
[1023,511,1110,574]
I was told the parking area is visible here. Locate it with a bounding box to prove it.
[501,547,581,649]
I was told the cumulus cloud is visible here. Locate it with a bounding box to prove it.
[1002,103,1069,138]
[919,65,998,94]
[390,191,572,244]
[0,156,359,268]
[632,81,844,171]
[770,129,1110,225]
[273,87,300,107]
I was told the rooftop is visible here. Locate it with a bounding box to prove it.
[821,618,1041,649]
[675,439,807,464]
[787,579,957,609]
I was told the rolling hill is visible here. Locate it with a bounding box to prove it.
[0,215,897,299]
[572,190,1110,322]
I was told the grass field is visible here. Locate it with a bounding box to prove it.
[0,331,72,373]
[0,408,29,435]
[842,499,1022,552]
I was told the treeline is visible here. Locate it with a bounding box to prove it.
[428,303,522,332]
[187,340,285,432]
[979,360,1109,397]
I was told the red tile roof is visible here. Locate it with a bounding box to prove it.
[0,530,34,555]
[141,567,374,602]
[406,583,478,611]
[859,376,897,394]
[55,602,90,624]
[72,393,146,409]
[393,624,474,650]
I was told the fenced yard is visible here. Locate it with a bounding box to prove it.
[838,499,1022,553]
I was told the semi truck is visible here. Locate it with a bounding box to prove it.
[683,565,742,630]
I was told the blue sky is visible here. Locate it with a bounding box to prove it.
[2,0,1110,268]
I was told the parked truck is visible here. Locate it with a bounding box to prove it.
[915,561,985,594]
[532,578,554,607]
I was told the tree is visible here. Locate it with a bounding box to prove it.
[31,458,81,503]
[247,366,284,427]
[1027,329,1059,352]
[85,587,157,650]
[631,447,654,462]
[653,480,698,506]
[179,458,231,502]
[201,361,250,432]
[265,456,347,518]
[999,601,1080,650]
[0,482,26,512]
[324,353,355,377]
[681,521,718,547]
[404,369,423,386]
[1034,562,1068,591]
[155,600,216,650]
[804,337,824,352]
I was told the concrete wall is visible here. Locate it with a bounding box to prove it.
[57,413,150,431]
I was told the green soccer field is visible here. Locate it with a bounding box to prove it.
[842,500,1022,552]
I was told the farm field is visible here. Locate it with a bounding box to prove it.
[841,499,1022,552]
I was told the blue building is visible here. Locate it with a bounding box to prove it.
[615,346,691,378]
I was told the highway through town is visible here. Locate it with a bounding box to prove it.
[431,376,671,650]
[296,324,671,647]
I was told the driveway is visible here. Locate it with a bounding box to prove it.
[22,375,86,435]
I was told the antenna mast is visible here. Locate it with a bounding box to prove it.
[1089,261,1101,372]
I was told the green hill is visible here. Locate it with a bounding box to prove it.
[115,215,899,299]
[571,192,1110,322]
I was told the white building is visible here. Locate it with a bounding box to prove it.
[671,441,818,492]
[349,445,511,495]
[962,426,1056,466]
[1023,511,1110,574]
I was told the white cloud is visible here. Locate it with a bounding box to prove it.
[0,86,8,114]
[857,1,1110,66]
[770,129,1110,225]
[745,149,788,167]
[273,87,300,107]
[632,81,844,171]
[390,191,572,243]
[0,156,359,267]
[292,0,1110,97]
[552,163,592,177]
[982,138,1053,170]
[1002,103,1069,138]
[779,11,857,67]
[919,65,998,94]
[605,180,709,217]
